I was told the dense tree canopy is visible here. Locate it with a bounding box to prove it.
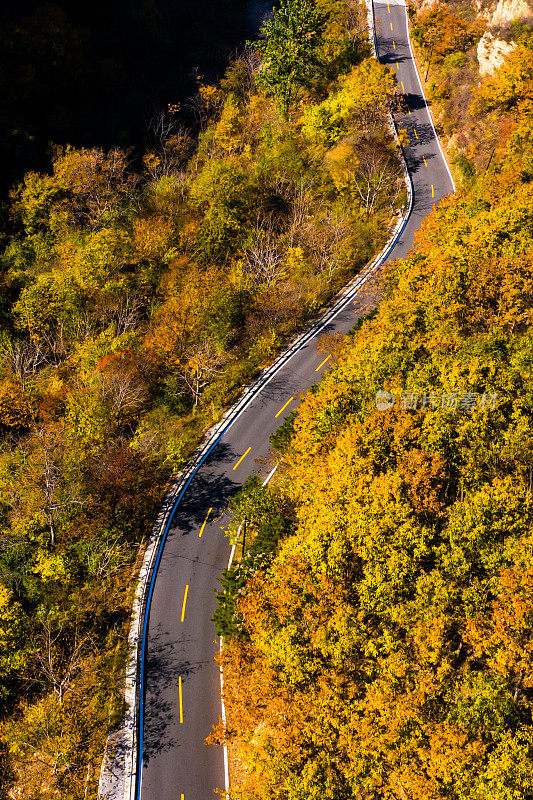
[255,0,329,113]
[0,0,405,796]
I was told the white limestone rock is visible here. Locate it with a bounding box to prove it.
[491,0,533,26]
[477,30,516,75]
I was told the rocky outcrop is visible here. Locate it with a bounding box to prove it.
[474,0,533,24]
[475,0,533,76]
[490,0,533,25]
[477,30,516,75]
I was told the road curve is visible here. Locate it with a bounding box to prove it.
[137,2,454,798]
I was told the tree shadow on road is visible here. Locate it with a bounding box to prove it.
[167,442,240,536]
[142,622,211,766]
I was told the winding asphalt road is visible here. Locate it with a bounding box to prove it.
[137,1,454,798]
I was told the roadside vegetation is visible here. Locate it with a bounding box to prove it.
[215,6,533,798]
[0,0,405,796]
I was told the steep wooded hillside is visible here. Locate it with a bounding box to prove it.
[0,0,405,796]
[215,60,533,800]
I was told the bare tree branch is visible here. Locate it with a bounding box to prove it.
[244,216,286,288]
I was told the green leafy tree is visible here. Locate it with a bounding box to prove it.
[255,0,328,114]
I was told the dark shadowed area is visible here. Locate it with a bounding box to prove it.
[0,0,267,193]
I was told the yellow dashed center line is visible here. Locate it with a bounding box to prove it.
[390,21,393,31]
[423,155,428,167]
[414,128,418,139]
[315,354,332,372]
[180,585,189,622]
[198,507,212,537]
[179,676,184,723]
[401,81,405,92]
[387,1,390,10]
[393,40,396,50]
[233,447,251,471]
[396,61,399,69]
[431,184,435,198]
[275,396,295,418]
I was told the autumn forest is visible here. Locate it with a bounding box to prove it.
[0,0,532,797]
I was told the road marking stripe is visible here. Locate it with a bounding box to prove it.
[390,21,393,30]
[199,507,212,537]
[262,463,279,486]
[275,396,295,418]
[315,354,331,371]
[387,2,390,10]
[396,61,399,69]
[401,81,405,92]
[414,128,418,139]
[181,585,189,622]
[179,676,183,723]
[393,40,396,49]
[431,184,434,197]
[219,638,230,797]
[233,447,251,470]
[423,155,428,167]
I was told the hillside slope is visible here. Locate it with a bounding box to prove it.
[0,0,406,797]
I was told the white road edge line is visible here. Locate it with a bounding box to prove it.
[262,463,279,488]
[219,641,230,799]
[219,462,279,796]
